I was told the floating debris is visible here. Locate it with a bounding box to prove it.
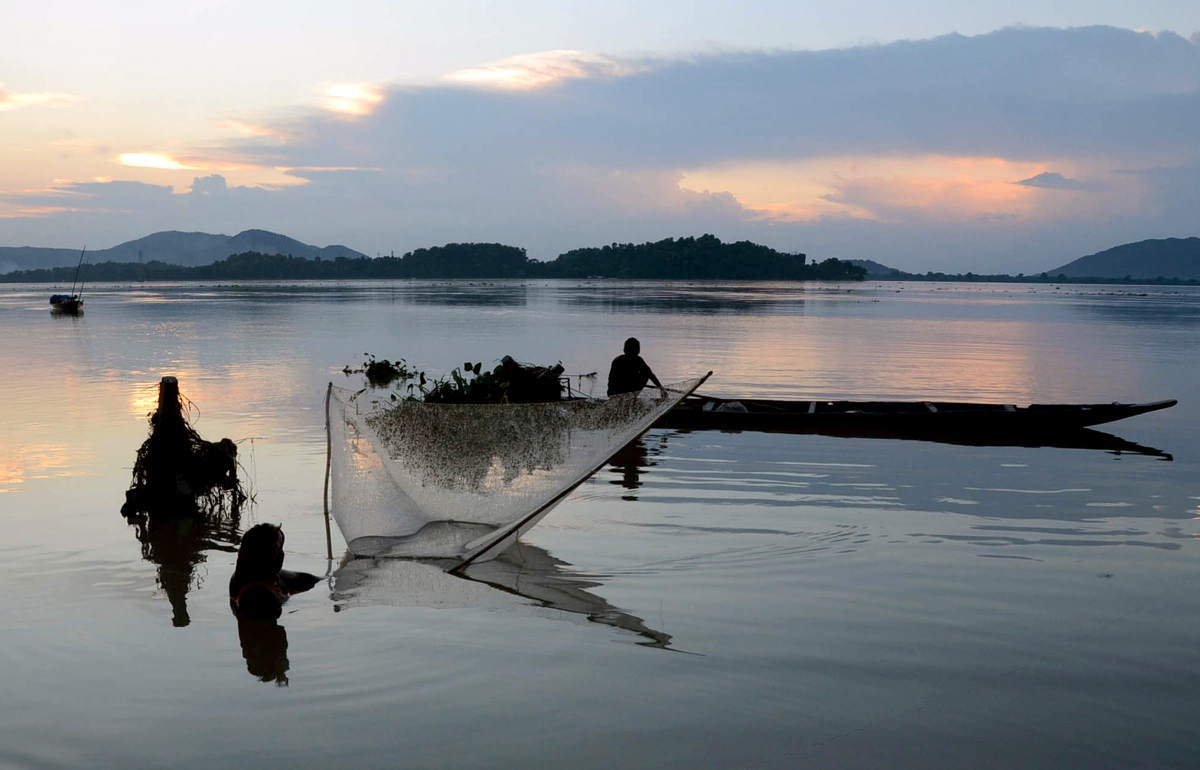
[120,376,248,519]
[342,354,422,388]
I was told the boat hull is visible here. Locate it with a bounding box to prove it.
[656,397,1177,434]
[50,299,83,315]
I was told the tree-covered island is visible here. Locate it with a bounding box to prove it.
[1,235,866,283]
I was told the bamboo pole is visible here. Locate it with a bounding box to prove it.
[323,382,333,562]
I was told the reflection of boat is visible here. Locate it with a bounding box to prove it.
[669,423,1171,459]
[332,542,673,649]
[658,396,1177,433]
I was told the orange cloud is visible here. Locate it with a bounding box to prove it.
[680,155,1104,223]
[0,207,88,219]
[215,120,290,141]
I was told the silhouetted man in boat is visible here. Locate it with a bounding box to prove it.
[607,337,664,397]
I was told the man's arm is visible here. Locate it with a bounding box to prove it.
[642,358,663,389]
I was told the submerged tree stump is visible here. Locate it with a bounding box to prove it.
[121,376,247,518]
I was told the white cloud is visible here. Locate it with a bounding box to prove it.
[118,153,198,170]
[0,84,79,112]
[445,50,648,90]
[318,83,384,116]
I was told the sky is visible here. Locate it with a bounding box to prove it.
[2,0,1199,272]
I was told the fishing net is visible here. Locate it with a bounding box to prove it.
[329,376,706,561]
[331,543,672,647]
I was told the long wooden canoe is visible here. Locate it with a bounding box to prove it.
[657,396,1177,434]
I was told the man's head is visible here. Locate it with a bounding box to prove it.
[624,337,641,355]
[237,523,285,574]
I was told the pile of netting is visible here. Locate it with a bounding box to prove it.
[328,375,706,562]
[344,353,567,403]
[121,376,248,518]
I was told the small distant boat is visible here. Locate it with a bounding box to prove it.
[658,396,1178,434]
[50,246,87,315]
[49,293,83,315]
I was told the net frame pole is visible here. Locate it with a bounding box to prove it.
[323,381,334,562]
[448,371,711,574]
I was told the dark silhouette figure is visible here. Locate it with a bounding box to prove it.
[607,337,663,397]
[229,524,318,686]
[229,524,319,620]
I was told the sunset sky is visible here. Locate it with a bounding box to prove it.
[2,0,1199,272]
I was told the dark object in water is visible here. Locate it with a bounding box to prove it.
[343,354,420,387]
[229,523,319,620]
[120,376,248,518]
[658,396,1177,436]
[49,294,83,315]
[50,246,87,315]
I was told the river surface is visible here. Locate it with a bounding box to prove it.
[1,280,1198,769]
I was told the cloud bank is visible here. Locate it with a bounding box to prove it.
[3,26,1199,272]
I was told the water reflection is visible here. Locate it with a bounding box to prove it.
[561,282,802,315]
[399,282,529,307]
[124,510,241,627]
[607,433,671,497]
[333,542,672,649]
[236,615,291,686]
[659,422,1173,460]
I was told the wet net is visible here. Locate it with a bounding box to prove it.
[328,376,706,562]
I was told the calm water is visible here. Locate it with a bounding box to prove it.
[1,280,1198,769]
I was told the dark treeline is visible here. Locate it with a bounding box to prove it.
[2,235,866,283]
[548,235,861,279]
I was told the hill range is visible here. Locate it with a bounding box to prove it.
[851,237,1200,281]
[0,229,367,273]
[4,230,1199,282]
[1046,237,1200,280]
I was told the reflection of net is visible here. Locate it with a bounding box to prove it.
[330,378,703,559]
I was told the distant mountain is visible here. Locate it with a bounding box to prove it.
[1047,237,1200,280]
[0,229,367,272]
[849,259,907,278]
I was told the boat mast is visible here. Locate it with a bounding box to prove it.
[69,246,86,298]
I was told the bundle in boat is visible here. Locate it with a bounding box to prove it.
[328,375,707,564]
[121,376,248,518]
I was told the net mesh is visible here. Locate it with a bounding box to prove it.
[330,376,705,560]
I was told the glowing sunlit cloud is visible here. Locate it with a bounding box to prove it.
[0,84,79,112]
[681,155,1071,223]
[215,119,288,140]
[445,50,646,90]
[276,165,382,173]
[119,153,198,170]
[318,83,385,116]
[117,152,267,174]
